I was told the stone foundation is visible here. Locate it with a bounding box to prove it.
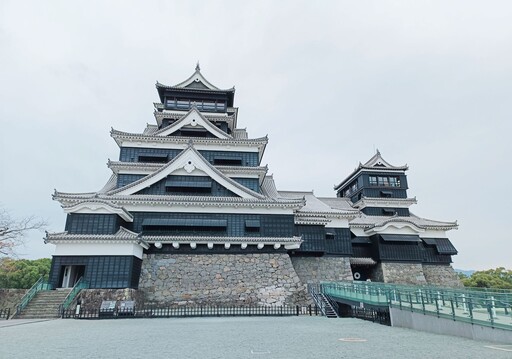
[422,264,463,288]
[376,262,427,285]
[75,288,145,311]
[0,289,26,312]
[139,253,309,306]
[290,256,353,283]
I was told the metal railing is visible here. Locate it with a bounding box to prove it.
[321,281,512,331]
[62,304,320,319]
[307,283,327,316]
[15,276,53,316]
[59,277,89,316]
[0,308,11,320]
[321,294,339,317]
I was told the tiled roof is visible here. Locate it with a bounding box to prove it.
[61,199,133,222]
[233,128,248,139]
[350,257,377,265]
[143,124,158,135]
[110,128,268,148]
[334,150,408,191]
[98,174,117,193]
[350,213,458,231]
[106,144,265,199]
[54,148,303,209]
[152,107,231,139]
[317,197,358,211]
[156,66,234,92]
[279,191,359,216]
[108,160,268,179]
[260,175,285,200]
[45,227,149,248]
[46,231,302,248]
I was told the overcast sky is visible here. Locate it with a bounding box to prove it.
[1,1,511,270]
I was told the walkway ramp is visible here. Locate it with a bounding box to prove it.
[321,282,512,332]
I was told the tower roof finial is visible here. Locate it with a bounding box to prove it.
[195,61,200,71]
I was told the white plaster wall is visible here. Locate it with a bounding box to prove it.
[325,218,350,228]
[420,229,448,238]
[54,243,144,258]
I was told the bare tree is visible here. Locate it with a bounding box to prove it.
[0,208,47,257]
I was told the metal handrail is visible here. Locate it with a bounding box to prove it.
[321,281,512,331]
[320,293,339,317]
[59,277,89,315]
[307,284,326,316]
[15,276,53,315]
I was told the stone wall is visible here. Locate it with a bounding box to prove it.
[139,253,309,306]
[75,288,145,311]
[377,262,427,285]
[0,289,26,312]
[290,256,353,283]
[422,264,463,288]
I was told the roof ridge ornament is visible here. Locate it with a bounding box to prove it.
[195,62,201,72]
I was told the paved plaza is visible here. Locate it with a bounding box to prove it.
[0,316,511,358]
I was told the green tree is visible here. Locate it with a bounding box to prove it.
[462,267,512,289]
[457,272,468,280]
[0,258,51,289]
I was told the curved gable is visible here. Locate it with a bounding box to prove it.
[154,108,231,139]
[108,145,264,199]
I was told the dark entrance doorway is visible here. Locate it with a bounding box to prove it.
[59,265,85,288]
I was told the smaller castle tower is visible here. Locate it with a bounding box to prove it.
[335,151,461,286]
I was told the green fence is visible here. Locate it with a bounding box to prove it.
[59,277,89,316]
[321,281,512,331]
[15,276,53,316]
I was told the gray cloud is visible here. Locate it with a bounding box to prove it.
[1,0,511,270]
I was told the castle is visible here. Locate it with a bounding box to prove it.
[46,65,461,306]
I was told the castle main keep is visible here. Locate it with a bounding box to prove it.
[46,66,461,306]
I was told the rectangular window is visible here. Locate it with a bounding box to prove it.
[378,177,389,186]
[138,154,168,163]
[325,233,335,240]
[382,208,395,216]
[213,157,243,166]
[180,128,208,137]
[389,177,400,187]
[343,181,358,197]
[370,176,400,187]
[245,219,261,233]
[203,102,216,111]
[142,218,227,233]
[380,191,392,198]
[165,176,212,194]
[166,99,176,109]
[176,100,189,109]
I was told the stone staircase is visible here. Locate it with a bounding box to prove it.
[15,289,71,319]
